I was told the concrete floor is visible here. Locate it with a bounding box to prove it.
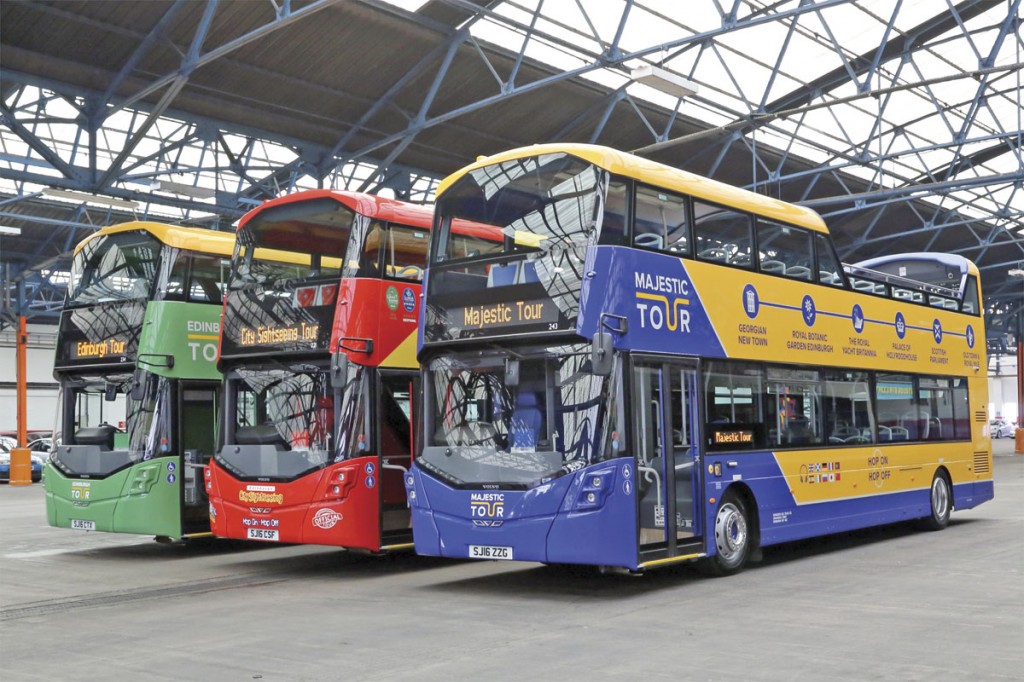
[2,439,1021,681]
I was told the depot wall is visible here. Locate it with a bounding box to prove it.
[0,324,59,437]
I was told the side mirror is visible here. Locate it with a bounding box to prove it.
[330,351,348,388]
[505,358,520,387]
[592,332,614,376]
[104,382,118,402]
[129,369,147,401]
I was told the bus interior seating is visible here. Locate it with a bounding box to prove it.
[634,232,664,249]
[698,247,729,262]
[487,261,540,288]
[75,425,116,450]
[962,301,975,313]
[761,260,786,274]
[786,265,811,280]
[391,265,422,280]
[731,253,752,266]
[235,424,288,450]
[782,418,814,445]
[510,391,542,449]
[819,271,841,284]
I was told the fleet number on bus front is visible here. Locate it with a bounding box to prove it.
[469,545,513,560]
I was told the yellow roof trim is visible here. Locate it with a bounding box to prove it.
[73,221,235,257]
[437,143,829,233]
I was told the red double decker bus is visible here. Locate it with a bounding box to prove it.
[206,190,433,551]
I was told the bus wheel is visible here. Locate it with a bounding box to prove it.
[701,491,751,576]
[919,471,952,531]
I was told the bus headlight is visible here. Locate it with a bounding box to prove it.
[573,467,616,511]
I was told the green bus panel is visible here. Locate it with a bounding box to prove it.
[44,456,183,538]
[138,301,222,380]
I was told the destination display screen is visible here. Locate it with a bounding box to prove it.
[423,264,577,343]
[54,302,145,369]
[220,286,335,358]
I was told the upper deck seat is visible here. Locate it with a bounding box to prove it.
[487,263,518,288]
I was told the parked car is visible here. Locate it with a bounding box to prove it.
[990,419,1015,439]
[0,442,44,482]
[27,436,52,450]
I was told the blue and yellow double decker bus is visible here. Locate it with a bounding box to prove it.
[406,143,993,574]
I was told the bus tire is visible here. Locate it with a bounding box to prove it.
[700,490,751,576]
[919,470,952,531]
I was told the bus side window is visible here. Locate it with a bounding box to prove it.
[693,201,753,268]
[823,370,874,444]
[815,234,845,287]
[598,178,628,245]
[765,366,822,447]
[757,221,812,281]
[703,361,764,450]
[634,185,689,255]
[385,226,428,281]
[875,373,916,441]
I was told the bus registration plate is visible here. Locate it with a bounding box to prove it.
[247,528,279,542]
[469,545,513,560]
[70,519,95,531]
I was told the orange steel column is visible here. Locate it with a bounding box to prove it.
[17,315,27,447]
[10,316,32,485]
[1016,332,1024,455]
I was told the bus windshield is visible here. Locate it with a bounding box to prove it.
[219,365,337,481]
[67,231,163,307]
[229,197,368,289]
[50,371,171,477]
[420,343,619,488]
[424,153,616,343]
[434,152,613,261]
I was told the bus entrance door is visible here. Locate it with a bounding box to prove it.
[634,360,702,559]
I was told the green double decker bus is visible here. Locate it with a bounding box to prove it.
[44,222,234,540]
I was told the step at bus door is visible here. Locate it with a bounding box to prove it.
[634,360,701,556]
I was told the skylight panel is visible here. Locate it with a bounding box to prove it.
[805,2,887,56]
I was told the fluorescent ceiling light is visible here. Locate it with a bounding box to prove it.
[42,188,138,210]
[0,225,22,235]
[151,180,216,199]
[629,65,699,99]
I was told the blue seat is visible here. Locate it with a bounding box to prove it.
[488,263,518,287]
[511,391,542,449]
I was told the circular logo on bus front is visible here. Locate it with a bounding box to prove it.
[895,311,907,339]
[932,318,943,344]
[312,508,343,529]
[402,287,416,312]
[966,325,975,349]
[385,286,399,311]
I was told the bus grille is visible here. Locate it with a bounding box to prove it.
[974,451,991,474]
[975,410,987,423]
